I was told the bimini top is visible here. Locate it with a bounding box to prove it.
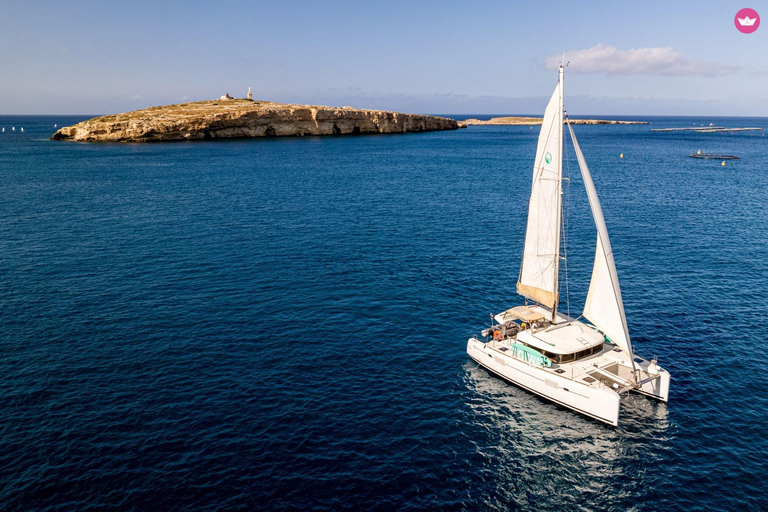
[495,306,545,324]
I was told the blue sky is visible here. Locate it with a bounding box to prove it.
[1,1,765,115]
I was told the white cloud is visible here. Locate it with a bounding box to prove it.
[128,94,143,100]
[546,44,739,76]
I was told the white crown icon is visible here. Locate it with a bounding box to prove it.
[738,16,757,26]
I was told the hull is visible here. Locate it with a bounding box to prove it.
[467,337,621,426]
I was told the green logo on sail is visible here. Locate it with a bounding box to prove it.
[545,152,552,164]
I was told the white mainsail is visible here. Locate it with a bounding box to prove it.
[566,121,634,360]
[517,77,563,312]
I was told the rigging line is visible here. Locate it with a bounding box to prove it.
[563,112,571,320]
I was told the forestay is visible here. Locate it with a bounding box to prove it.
[517,81,563,310]
[566,121,635,361]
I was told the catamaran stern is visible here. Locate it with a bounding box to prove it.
[632,360,671,402]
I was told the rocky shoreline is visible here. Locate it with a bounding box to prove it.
[460,116,649,126]
[52,99,461,142]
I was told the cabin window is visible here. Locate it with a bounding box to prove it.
[556,344,604,364]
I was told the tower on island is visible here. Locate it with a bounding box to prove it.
[247,87,253,100]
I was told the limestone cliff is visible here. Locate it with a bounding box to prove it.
[51,99,460,142]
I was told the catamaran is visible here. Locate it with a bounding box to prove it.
[467,65,670,426]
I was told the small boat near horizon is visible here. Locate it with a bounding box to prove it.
[467,65,670,427]
[689,153,739,160]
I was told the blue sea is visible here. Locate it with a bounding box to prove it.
[1,114,767,511]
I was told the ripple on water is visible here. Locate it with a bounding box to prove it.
[1,117,768,511]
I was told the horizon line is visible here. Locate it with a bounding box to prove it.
[3,113,768,119]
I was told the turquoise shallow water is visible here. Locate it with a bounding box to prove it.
[1,115,767,511]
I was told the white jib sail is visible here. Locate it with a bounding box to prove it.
[517,81,563,310]
[566,121,634,360]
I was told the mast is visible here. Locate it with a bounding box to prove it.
[552,64,564,323]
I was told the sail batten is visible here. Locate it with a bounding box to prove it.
[517,79,563,312]
[566,121,634,360]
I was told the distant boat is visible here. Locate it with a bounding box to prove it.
[54,123,57,128]
[1,128,4,132]
[466,65,670,426]
[20,127,24,132]
[12,127,15,131]
[690,153,739,160]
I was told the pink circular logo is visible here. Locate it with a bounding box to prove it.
[735,8,760,33]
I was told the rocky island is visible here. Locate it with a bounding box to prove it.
[52,98,461,142]
[460,116,649,126]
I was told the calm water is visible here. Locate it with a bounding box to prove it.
[1,115,767,511]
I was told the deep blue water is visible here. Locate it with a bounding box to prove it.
[1,115,767,511]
